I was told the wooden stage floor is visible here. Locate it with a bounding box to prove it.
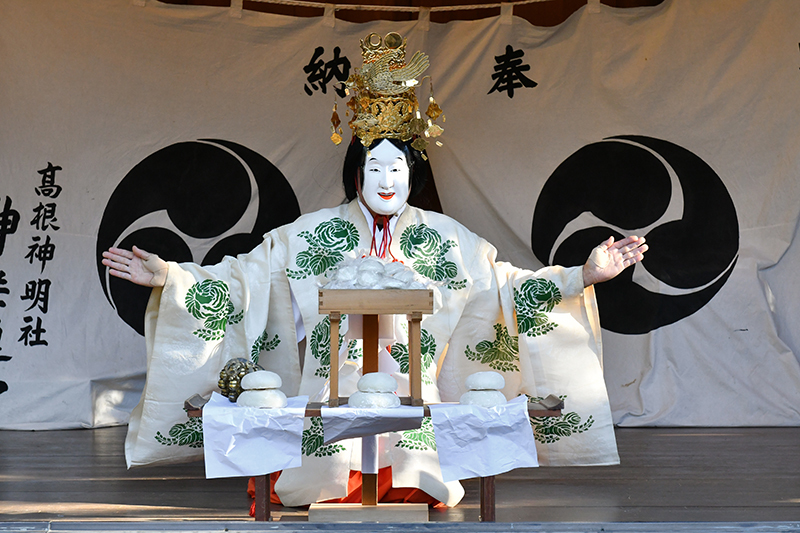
[1,426,799,526]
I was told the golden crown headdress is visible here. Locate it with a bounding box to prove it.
[330,32,444,153]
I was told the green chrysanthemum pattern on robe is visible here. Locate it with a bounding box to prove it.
[287,218,359,279]
[309,316,360,378]
[527,395,594,444]
[395,417,437,451]
[185,279,243,341]
[514,278,561,338]
[251,331,280,365]
[302,416,345,457]
[399,224,466,290]
[389,328,436,385]
[155,415,203,448]
[465,323,520,372]
[310,316,342,379]
[346,339,362,361]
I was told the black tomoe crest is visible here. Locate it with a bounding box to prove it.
[96,139,300,334]
[532,135,738,334]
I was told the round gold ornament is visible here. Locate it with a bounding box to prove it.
[218,358,263,402]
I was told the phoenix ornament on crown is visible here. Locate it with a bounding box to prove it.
[330,32,445,152]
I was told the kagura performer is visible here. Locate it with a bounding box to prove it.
[103,32,646,508]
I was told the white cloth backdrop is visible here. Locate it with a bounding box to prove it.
[1,0,799,429]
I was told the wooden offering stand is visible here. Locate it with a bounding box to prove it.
[309,289,434,522]
[319,288,433,408]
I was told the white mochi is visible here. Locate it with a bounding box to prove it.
[459,390,507,408]
[383,261,406,276]
[322,255,432,290]
[393,270,416,284]
[356,270,381,287]
[237,389,288,408]
[357,371,398,393]
[349,390,401,408]
[371,279,389,290]
[241,370,282,390]
[358,257,385,274]
[335,265,358,282]
[465,371,505,391]
[383,278,406,289]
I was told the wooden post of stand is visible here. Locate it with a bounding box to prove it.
[362,314,379,374]
[407,311,423,406]
[362,313,379,505]
[362,434,379,506]
[362,473,379,506]
[329,311,341,407]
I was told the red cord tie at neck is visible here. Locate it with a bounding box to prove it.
[369,215,398,261]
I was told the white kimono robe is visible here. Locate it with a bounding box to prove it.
[125,200,618,507]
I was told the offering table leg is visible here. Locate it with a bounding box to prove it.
[254,474,270,521]
[479,475,496,522]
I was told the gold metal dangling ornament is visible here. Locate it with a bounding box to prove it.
[426,95,443,122]
[330,102,343,145]
[411,136,429,152]
[424,118,444,139]
[423,79,444,144]
[409,109,426,136]
[426,81,444,122]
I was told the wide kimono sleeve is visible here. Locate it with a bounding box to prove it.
[124,231,301,468]
[437,232,619,467]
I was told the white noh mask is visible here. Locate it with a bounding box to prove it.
[360,139,411,216]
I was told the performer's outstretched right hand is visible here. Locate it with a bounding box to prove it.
[102,245,168,288]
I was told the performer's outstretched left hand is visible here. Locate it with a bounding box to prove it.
[582,235,648,287]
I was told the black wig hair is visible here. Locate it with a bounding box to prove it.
[342,137,431,202]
